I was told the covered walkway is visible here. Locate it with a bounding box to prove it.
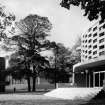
[73,56,105,87]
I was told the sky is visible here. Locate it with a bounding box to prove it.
[0,0,93,48]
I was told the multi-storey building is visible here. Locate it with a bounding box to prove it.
[81,21,105,62]
[73,20,105,87]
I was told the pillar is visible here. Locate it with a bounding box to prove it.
[85,70,88,87]
[89,73,90,87]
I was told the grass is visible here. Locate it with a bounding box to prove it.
[0,98,105,105]
[0,99,87,105]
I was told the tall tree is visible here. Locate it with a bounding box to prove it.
[45,42,71,87]
[60,0,105,21]
[8,14,52,92]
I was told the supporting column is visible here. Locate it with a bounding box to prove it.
[72,66,75,85]
[72,72,75,85]
[86,70,88,87]
[93,72,95,87]
[89,73,90,87]
[99,72,100,87]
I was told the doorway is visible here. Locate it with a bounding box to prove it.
[93,71,105,87]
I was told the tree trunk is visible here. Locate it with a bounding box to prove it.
[32,76,36,92]
[27,77,31,92]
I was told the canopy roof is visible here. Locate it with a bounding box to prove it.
[73,56,105,73]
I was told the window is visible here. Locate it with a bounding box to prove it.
[85,50,87,53]
[93,51,97,55]
[99,45,104,49]
[88,39,92,43]
[93,39,97,43]
[88,28,91,32]
[88,56,92,59]
[88,45,91,48]
[85,40,87,43]
[88,50,92,54]
[88,34,91,37]
[93,45,97,49]
[99,26,103,31]
[93,26,97,31]
[99,51,105,56]
[85,45,87,48]
[93,33,97,37]
[85,56,87,58]
[99,38,104,43]
[85,35,87,38]
[99,32,104,37]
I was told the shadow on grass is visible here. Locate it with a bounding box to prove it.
[80,89,105,105]
[0,89,50,95]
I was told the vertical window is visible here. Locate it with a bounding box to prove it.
[93,51,97,55]
[99,51,105,56]
[93,39,97,43]
[88,34,91,37]
[99,32,104,37]
[88,45,92,48]
[99,38,104,43]
[88,50,92,54]
[88,28,91,32]
[93,33,97,37]
[88,39,92,43]
[93,26,97,31]
[93,45,97,49]
[99,45,104,49]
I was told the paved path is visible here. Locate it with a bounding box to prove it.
[0,94,59,101]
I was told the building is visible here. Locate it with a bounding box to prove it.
[0,57,9,92]
[73,20,105,87]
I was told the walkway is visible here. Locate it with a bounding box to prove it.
[0,94,58,101]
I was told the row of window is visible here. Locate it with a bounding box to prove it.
[82,50,105,60]
[82,37,104,47]
[82,32,105,44]
[82,44,105,49]
[83,25,105,38]
[87,21,105,33]
[82,45,105,54]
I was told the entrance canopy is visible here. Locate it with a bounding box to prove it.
[73,56,105,73]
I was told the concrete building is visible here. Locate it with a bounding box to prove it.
[73,20,105,87]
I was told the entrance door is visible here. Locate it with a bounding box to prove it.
[94,71,105,87]
[95,73,99,87]
[100,72,104,87]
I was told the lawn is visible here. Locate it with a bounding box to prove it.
[0,99,87,105]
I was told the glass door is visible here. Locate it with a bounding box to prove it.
[95,73,99,87]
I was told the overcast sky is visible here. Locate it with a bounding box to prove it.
[0,0,93,48]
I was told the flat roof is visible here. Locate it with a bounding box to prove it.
[73,56,105,73]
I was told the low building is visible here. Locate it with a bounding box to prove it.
[0,57,9,92]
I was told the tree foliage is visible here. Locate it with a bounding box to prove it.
[45,42,71,83]
[60,0,105,21]
[0,4,15,52]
